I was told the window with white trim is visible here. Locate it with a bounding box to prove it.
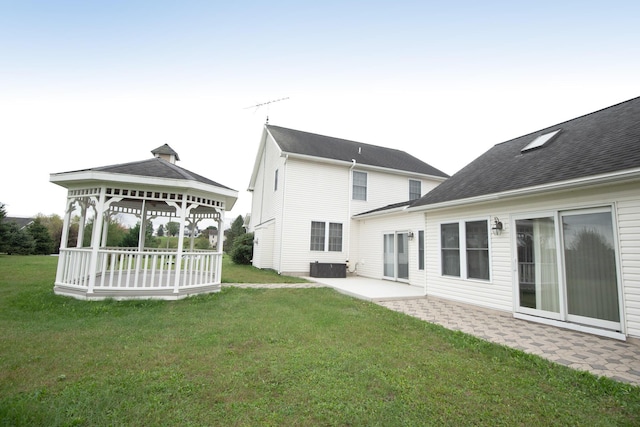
[310,221,343,252]
[465,220,489,280]
[274,169,278,191]
[409,179,421,200]
[310,221,325,251]
[440,220,490,280]
[353,171,367,200]
[418,230,425,270]
[441,223,460,276]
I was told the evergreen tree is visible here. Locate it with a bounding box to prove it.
[27,218,54,255]
[166,221,180,237]
[5,222,36,255]
[37,213,63,253]
[157,224,165,237]
[225,215,245,254]
[119,221,157,248]
[0,203,8,253]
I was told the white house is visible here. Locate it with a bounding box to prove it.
[247,97,640,341]
[247,125,449,278]
[407,96,640,340]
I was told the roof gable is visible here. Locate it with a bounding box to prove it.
[265,125,448,178]
[412,96,640,207]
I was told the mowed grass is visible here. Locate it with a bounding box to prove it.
[1,256,639,426]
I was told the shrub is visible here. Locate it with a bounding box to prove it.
[230,232,254,265]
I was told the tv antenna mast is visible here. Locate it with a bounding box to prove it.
[244,97,290,123]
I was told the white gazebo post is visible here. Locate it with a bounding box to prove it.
[87,188,107,294]
[216,209,224,282]
[55,198,75,285]
[173,197,188,294]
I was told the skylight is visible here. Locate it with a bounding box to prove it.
[521,129,561,153]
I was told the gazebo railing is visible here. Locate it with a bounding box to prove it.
[56,247,222,293]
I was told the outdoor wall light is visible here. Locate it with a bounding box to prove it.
[408,231,415,240]
[492,218,503,235]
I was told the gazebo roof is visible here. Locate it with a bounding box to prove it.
[64,157,233,189]
[50,152,238,211]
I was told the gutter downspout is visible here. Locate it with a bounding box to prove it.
[346,159,356,273]
[278,154,288,274]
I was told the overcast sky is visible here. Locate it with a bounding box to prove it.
[2,1,639,224]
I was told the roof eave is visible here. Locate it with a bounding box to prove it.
[283,152,448,181]
[50,170,239,210]
[407,167,640,212]
[247,126,284,191]
[352,205,410,219]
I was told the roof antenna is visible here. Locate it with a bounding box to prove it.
[244,97,290,124]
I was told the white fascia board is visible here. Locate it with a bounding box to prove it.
[407,167,640,212]
[247,127,284,191]
[50,171,239,209]
[283,152,448,181]
[352,205,410,220]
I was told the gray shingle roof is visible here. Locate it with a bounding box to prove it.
[353,200,412,217]
[412,96,640,207]
[65,158,234,190]
[266,125,449,178]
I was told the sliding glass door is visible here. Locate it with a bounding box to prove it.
[515,207,621,331]
[562,209,620,329]
[516,216,561,318]
[383,232,409,281]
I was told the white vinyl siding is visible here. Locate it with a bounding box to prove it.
[617,195,640,338]
[354,211,426,286]
[278,160,348,274]
[424,181,640,339]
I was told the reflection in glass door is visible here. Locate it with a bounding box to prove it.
[383,234,395,278]
[562,210,620,328]
[383,232,409,281]
[516,217,560,317]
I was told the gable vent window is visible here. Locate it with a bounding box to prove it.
[521,129,561,153]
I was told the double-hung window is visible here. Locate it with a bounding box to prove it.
[466,221,489,280]
[409,179,421,200]
[441,223,460,276]
[310,221,325,251]
[440,220,490,280]
[353,171,367,201]
[310,221,343,252]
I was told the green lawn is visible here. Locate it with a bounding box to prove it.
[1,255,639,426]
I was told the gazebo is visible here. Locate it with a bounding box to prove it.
[49,144,238,300]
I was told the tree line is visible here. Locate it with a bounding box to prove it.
[0,203,253,264]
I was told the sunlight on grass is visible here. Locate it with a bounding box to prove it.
[1,255,639,426]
